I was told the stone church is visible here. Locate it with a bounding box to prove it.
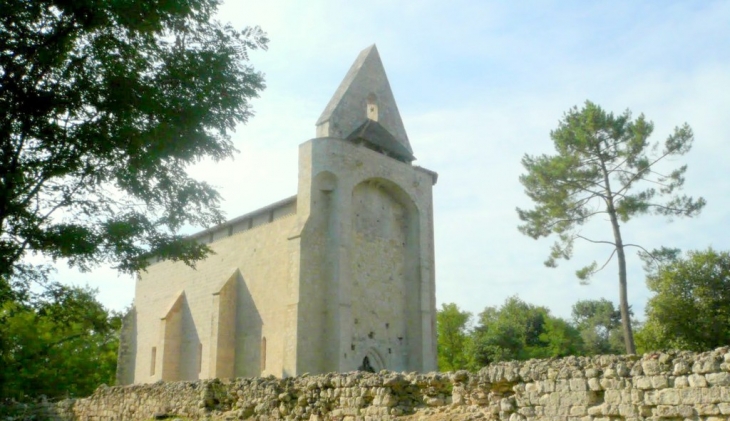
[116,45,438,384]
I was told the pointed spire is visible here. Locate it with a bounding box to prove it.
[316,45,413,154]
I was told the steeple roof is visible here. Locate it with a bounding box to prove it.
[347,119,415,162]
[316,45,413,156]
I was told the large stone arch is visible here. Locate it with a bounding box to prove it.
[349,178,421,371]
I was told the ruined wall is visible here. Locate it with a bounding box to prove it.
[41,347,730,421]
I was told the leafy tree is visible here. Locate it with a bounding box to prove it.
[539,316,584,358]
[0,284,120,401]
[0,0,267,293]
[636,248,730,352]
[517,101,706,353]
[571,299,625,355]
[470,296,582,367]
[436,303,472,371]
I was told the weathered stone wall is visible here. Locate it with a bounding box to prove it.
[38,347,730,420]
[132,201,299,383]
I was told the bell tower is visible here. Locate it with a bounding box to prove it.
[293,45,438,375]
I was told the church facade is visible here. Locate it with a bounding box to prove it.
[116,45,438,383]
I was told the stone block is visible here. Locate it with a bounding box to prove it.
[654,404,678,417]
[615,363,630,377]
[569,405,587,416]
[569,379,588,392]
[587,403,609,416]
[508,413,525,421]
[587,378,602,391]
[561,391,598,406]
[702,387,723,404]
[604,404,620,416]
[525,391,540,406]
[656,389,680,405]
[380,394,398,407]
[674,375,689,388]
[499,398,514,412]
[688,374,708,387]
[642,360,662,376]
[630,389,644,404]
[707,372,730,386]
[674,361,691,375]
[617,403,637,417]
[676,404,696,418]
[696,403,720,415]
[693,359,722,374]
[518,406,536,417]
[585,368,599,378]
[638,404,653,417]
[680,387,702,405]
[635,376,653,390]
[604,390,622,405]
[556,380,571,392]
[599,378,621,390]
[651,375,669,389]
[424,395,444,407]
[718,402,730,415]
[540,380,556,393]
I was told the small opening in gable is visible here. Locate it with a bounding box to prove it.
[366,93,378,121]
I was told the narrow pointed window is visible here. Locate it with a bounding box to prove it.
[150,347,157,376]
[261,337,267,372]
[198,343,203,374]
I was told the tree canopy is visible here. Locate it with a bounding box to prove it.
[436,303,472,371]
[572,298,625,355]
[637,248,730,352]
[0,284,120,401]
[0,0,267,296]
[470,296,582,367]
[517,101,705,353]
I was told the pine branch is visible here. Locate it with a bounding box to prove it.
[575,234,616,246]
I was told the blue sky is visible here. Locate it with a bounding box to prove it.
[54,1,730,322]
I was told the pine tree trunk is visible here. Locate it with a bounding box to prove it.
[608,208,636,354]
[599,147,637,355]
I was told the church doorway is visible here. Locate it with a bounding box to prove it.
[358,349,385,372]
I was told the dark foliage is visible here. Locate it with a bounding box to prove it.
[0,0,267,291]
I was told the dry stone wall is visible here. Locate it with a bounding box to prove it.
[37,347,730,420]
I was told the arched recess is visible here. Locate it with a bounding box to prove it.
[350,178,421,371]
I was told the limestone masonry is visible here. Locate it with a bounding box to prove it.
[116,45,439,384]
[37,348,730,420]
